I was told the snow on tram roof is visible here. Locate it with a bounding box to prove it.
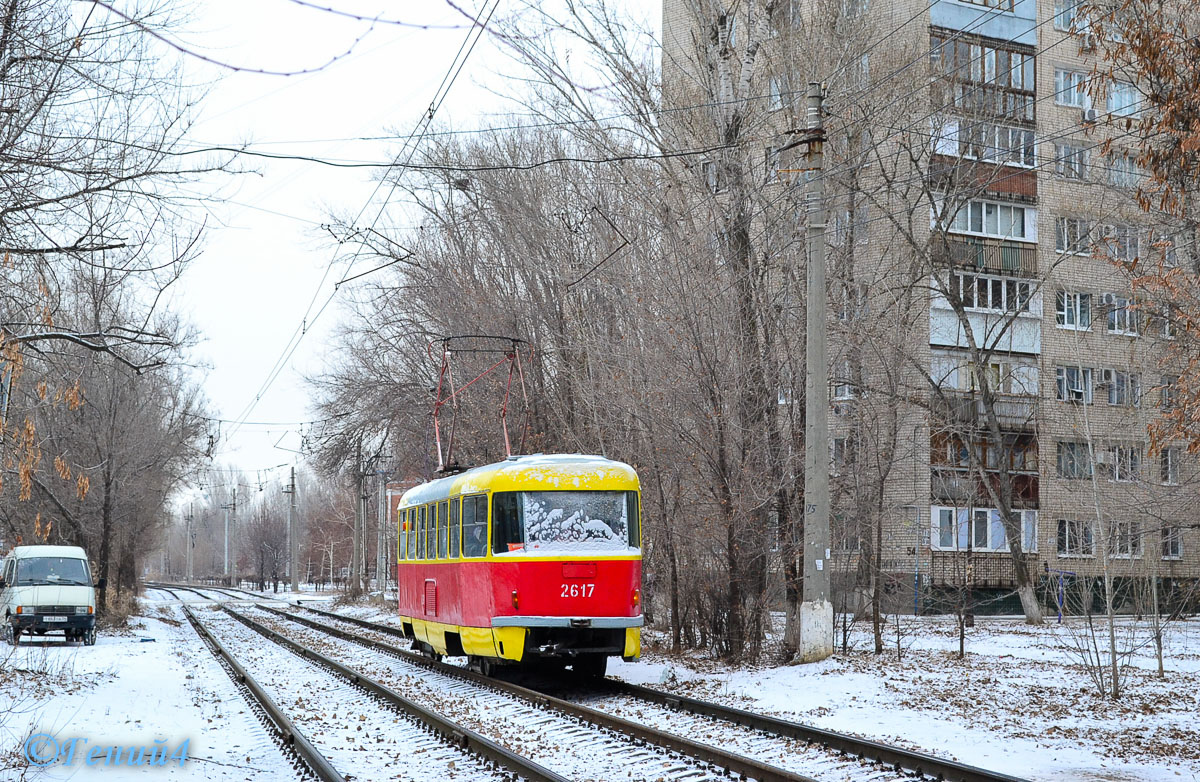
[399,453,638,505]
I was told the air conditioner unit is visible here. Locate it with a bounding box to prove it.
[1080,33,1097,52]
[1081,108,1099,124]
[1095,451,1113,465]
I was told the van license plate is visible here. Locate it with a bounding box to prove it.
[44,616,66,622]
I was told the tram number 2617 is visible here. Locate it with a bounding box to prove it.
[560,583,595,598]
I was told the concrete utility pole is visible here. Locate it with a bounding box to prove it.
[186,502,194,583]
[351,439,363,594]
[799,82,833,663]
[223,487,238,582]
[285,467,299,593]
[376,476,387,598]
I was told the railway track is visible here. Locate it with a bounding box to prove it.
[146,581,285,603]
[186,604,562,782]
[240,603,996,782]
[229,604,765,782]
[182,604,344,781]
[278,604,1028,782]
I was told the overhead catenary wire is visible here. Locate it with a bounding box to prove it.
[216,1,1139,463]
[220,0,503,452]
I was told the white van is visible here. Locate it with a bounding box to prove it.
[0,545,101,646]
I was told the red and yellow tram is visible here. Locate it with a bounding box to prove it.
[395,454,642,676]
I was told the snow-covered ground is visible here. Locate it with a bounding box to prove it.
[0,599,295,780]
[608,615,1200,782]
[3,592,1193,781]
[312,602,1198,782]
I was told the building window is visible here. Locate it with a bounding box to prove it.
[1162,526,1183,559]
[832,436,855,469]
[1103,224,1140,261]
[701,160,723,193]
[1097,444,1141,481]
[1055,216,1093,254]
[958,0,1014,8]
[1101,369,1140,407]
[770,0,800,32]
[935,507,958,549]
[1057,518,1094,557]
[1055,365,1093,403]
[833,359,855,399]
[1055,291,1091,329]
[1111,520,1142,558]
[1054,67,1091,107]
[931,506,1035,552]
[1161,375,1178,409]
[1056,441,1092,479]
[950,199,1028,240]
[1160,447,1180,485]
[1102,293,1139,335]
[1053,0,1082,31]
[768,75,789,111]
[953,272,1031,313]
[1107,151,1145,188]
[1107,81,1140,117]
[841,0,869,17]
[1054,142,1089,179]
[929,32,1036,123]
[959,122,1036,168]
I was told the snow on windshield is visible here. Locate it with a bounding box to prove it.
[523,491,632,553]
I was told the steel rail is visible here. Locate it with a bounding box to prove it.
[148,581,271,602]
[257,604,821,782]
[147,582,220,600]
[282,604,1028,782]
[181,605,345,782]
[601,679,1028,782]
[294,602,408,639]
[218,605,570,782]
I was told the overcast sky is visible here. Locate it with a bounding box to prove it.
[168,0,656,491]
[171,1,510,487]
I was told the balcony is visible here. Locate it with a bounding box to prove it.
[930,551,1040,589]
[948,236,1037,277]
[931,467,1038,507]
[933,391,1038,431]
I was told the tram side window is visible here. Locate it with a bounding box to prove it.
[437,501,448,559]
[417,506,427,560]
[462,495,487,557]
[397,509,407,561]
[627,492,641,548]
[407,509,417,560]
[449,498,460,558]
[492,492,524,554]
[424,504,434,559]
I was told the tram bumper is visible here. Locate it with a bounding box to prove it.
[491,615,642,661]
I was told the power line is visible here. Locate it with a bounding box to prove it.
[88,0,379,77]
[220,0,503,450]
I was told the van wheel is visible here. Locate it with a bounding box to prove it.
[83,628,96,646]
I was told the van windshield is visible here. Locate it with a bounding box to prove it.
[15,557,91,586]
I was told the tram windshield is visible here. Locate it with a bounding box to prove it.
[492,490,640,555]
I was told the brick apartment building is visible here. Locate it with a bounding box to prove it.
[661,0,1197,613]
